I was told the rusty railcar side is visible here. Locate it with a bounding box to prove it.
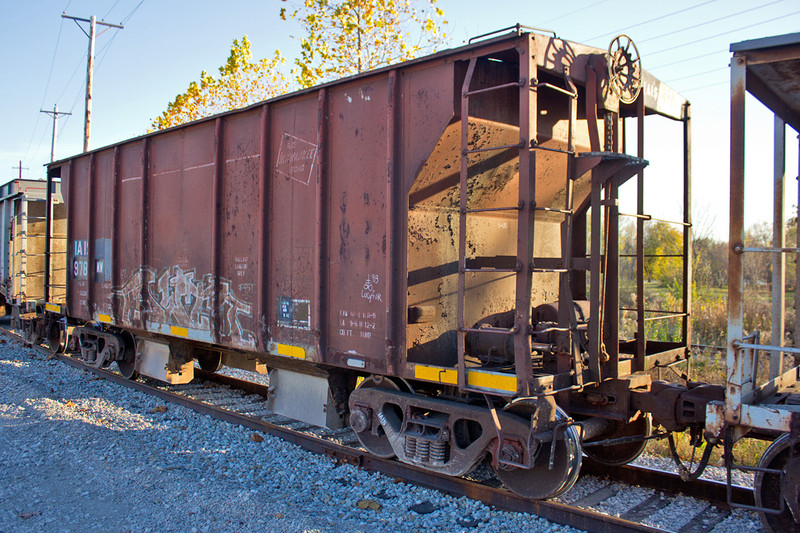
[52,31,687,381]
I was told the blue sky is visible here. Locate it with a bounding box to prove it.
[1,0,799,239]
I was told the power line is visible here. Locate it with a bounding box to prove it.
[55,56,85,105]
[56,1,141,148]
[681,80,727,93]
[647,9,800,57]
[539,0,607,28]
[103,0,122,21]
[665,66,727,83]
[22,14,68,165]
[122,0,145,24]
[581,0,718,42]
[638,0,785,44]
[650,48,727,70]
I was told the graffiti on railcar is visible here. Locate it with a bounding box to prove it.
[116,265,257,348]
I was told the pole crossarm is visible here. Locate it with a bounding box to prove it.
[61,13,124,29]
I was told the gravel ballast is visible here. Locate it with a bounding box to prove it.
[0,335,581,533]
[0,333,767,532]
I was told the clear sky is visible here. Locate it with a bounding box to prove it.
[1,0,799,240]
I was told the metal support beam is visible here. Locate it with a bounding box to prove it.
[727,54,746,424]
[771,116,786,379]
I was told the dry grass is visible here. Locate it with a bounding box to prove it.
[646,429,769,468]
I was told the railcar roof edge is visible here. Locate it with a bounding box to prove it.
[48,25,689,167]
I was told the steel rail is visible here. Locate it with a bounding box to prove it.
[49,354,655,532]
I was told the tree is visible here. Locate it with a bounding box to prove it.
[151,2,448,129]
[150,36,290,131]
[644,221,683,285]
[282,0,448,88]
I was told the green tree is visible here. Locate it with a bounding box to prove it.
[644,221,684,285]
[282,0,448,88]
[150,36,290,131]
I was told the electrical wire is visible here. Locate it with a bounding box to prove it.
[581,0,718,43]
[55,56,85,105]
[539,0,607,27]
[638,0,784,44]
[122,0,145,24]
[21,13,68,165]
[102,0,122,22]
[665,66,727,84]
[647,9,800,57]
[680,80,727,93]
[649,48,727,70]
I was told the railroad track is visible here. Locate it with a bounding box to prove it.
[9,329,761,533]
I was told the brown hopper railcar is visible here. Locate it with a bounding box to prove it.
[26,26,773,508]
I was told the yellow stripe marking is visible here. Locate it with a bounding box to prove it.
[97,313,112,323]
[467,370,517,393]
[45,303,61,313]
[414,365,517,393]
[414,365,457,385]
[170,326,189,337]
[276,343,305,359]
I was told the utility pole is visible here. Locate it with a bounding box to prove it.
[12,161,28,180]
[40,105,72,162]
[62,13,123,152]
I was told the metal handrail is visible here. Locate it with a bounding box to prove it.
[468,23,557,44]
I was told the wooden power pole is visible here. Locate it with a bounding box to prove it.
[62,13,123,152]
[40,105,72,162]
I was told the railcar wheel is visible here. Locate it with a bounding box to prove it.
[115,332,138,380]
[755,433,800,532]
[583,413,651,466]
[493,405,582,499]
[196,349,222,373]
[45,321,67,356]
[351,376,411,459]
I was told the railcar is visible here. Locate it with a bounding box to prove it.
[13,25,799,529]
[0,178,66,333]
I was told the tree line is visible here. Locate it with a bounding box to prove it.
[150,0,448,130]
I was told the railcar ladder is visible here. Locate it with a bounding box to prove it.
[455,57,580,397]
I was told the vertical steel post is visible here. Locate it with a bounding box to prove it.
[385,71,401,372]
[771,116,786,378]
[139,139,150,329]
[111,147,120,322]
[66,163,75,316]
[727,54,747,424]
[258,104,270,351]
[603,114,620,378]
[515,36,536,396]
[315,88,329,361]
[45,170,52,304]
[589,169,603,383]
[87,153,96,317]
[796,134,800,355]
[636,95,646,372]
[456,58,476,392]
[683,103,693,362]
[212,118,224,343]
